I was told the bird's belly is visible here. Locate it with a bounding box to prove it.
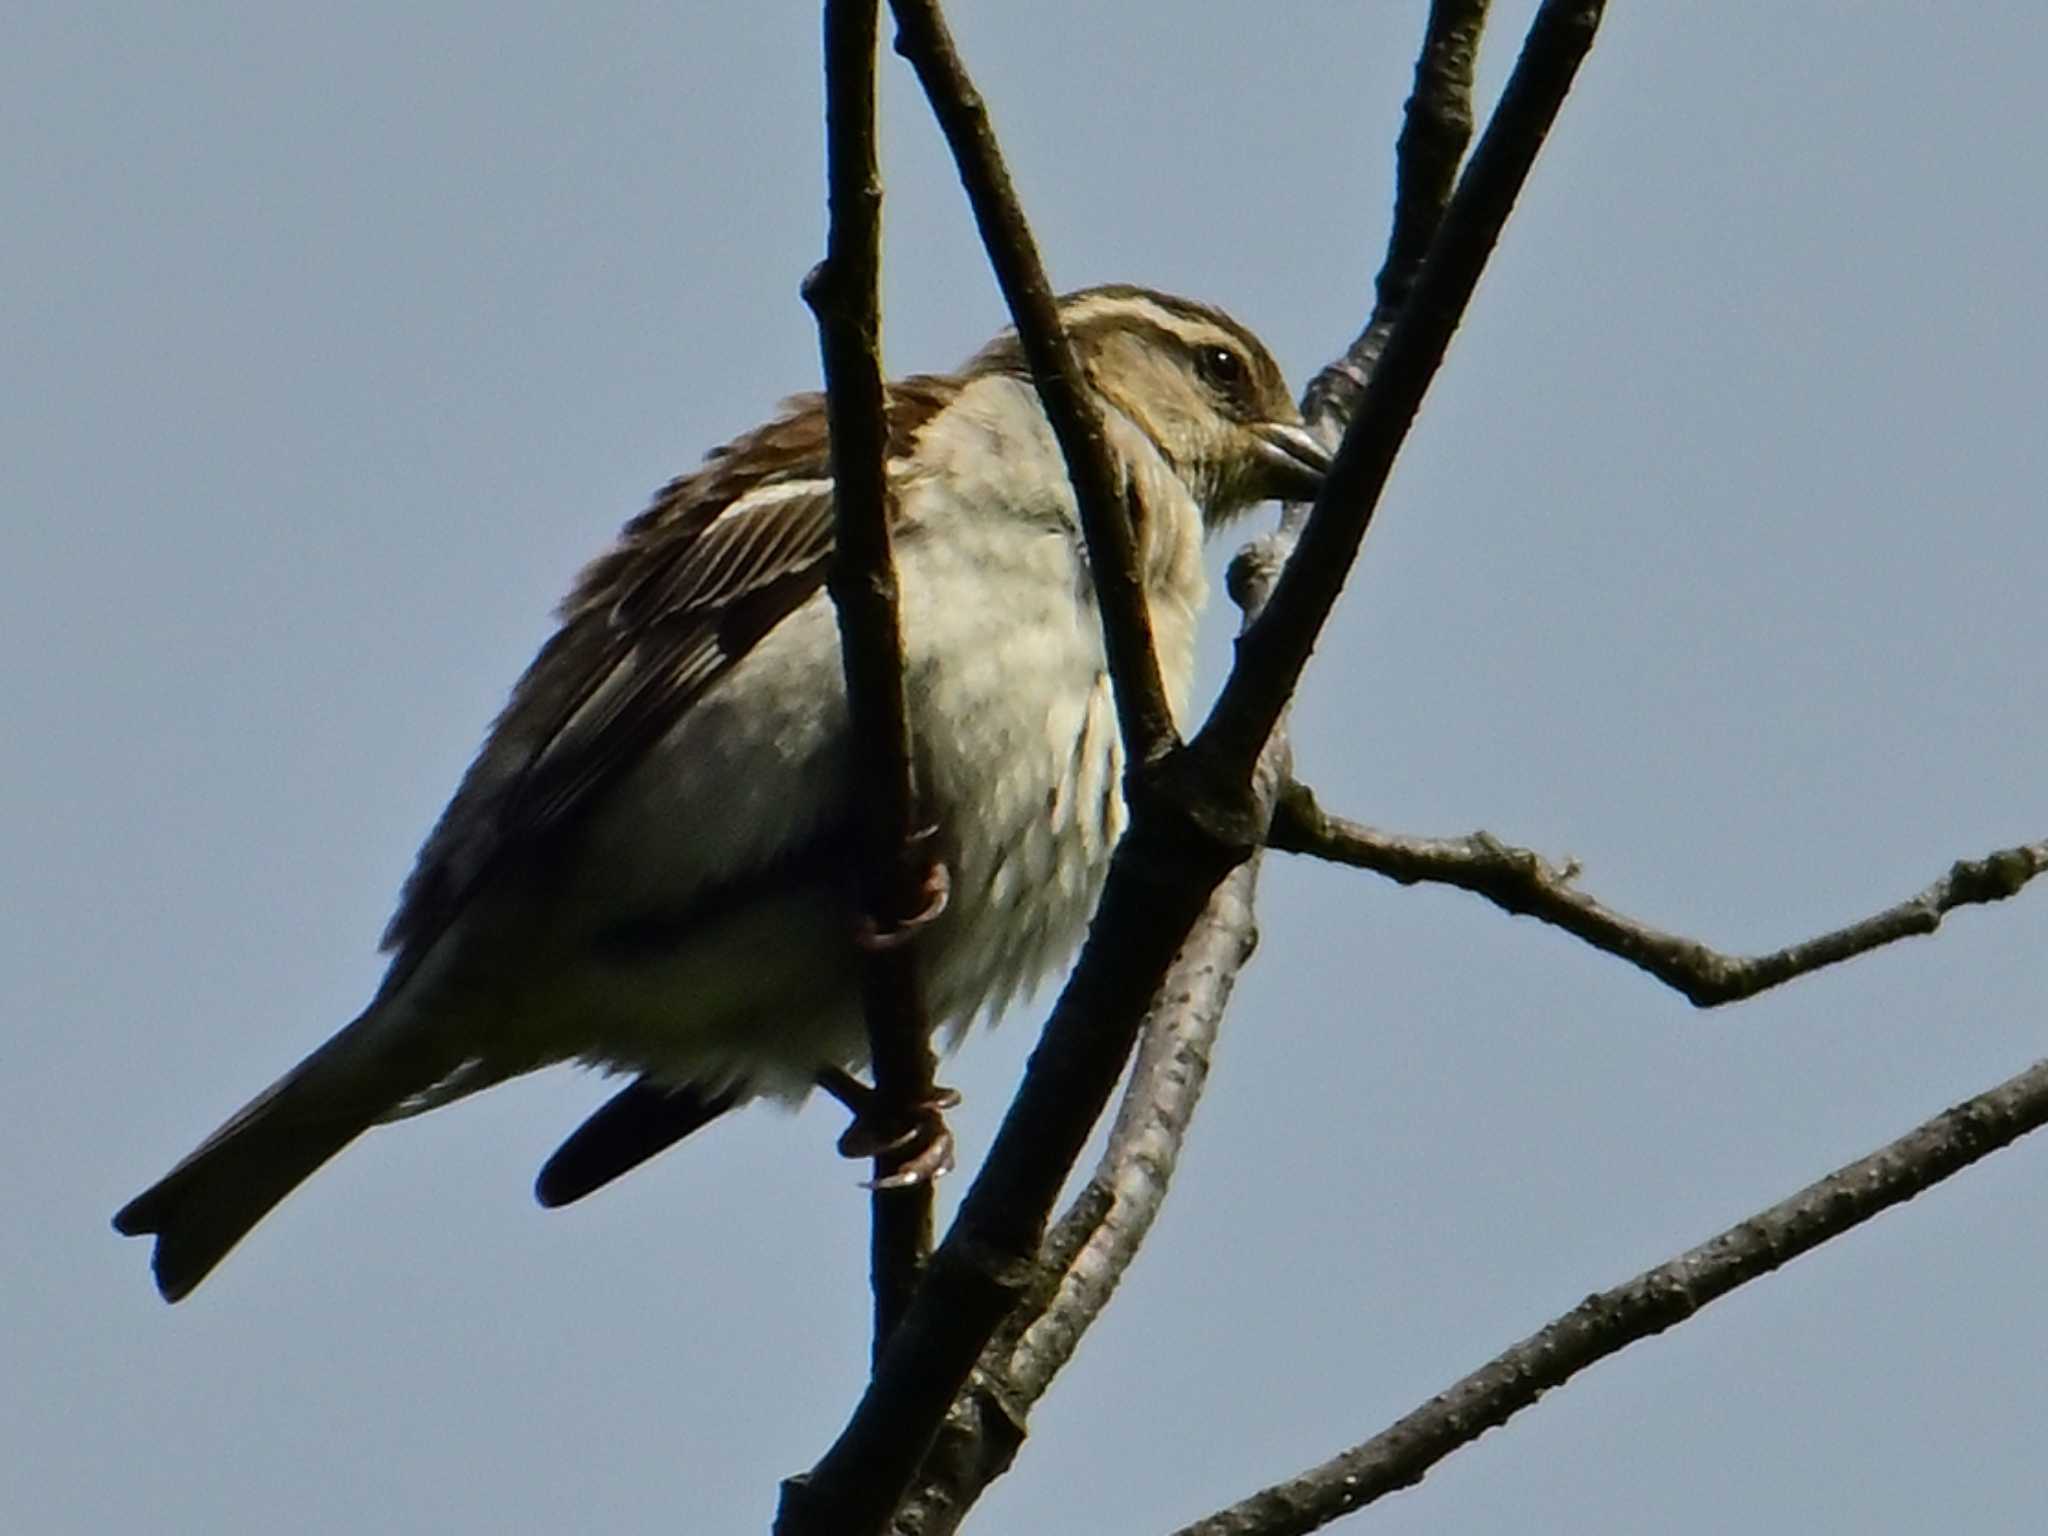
[571,881,869,1098]
[478,530,1136,1099]
[899,531,1127,1036]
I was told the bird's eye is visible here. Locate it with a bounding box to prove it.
[1195,345,1248,397]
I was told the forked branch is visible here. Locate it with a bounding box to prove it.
[1271,780,2048,1007]
[778,4,1611,1534]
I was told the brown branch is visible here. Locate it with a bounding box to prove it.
[1236,0,1489,627]
[1170,1051,2048,1536]
[1270,781,2048,1007]
[1195,0,1606,781]
[908,0,1494,1497]
[1301,0,1491,442]
[890,735,1281,1535]
[886,0,1178,771]
[776,801,1245,1536]
[803,0,938,1354]
[776,5,1609,1531]
[888,9,1509,1516]
[776,9,1226,1531]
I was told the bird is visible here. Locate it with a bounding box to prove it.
[113,284,1330,1302]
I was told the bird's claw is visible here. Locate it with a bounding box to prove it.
[854,840,950,952]
[819,1067,961,1186]
[861,1120,956,1189]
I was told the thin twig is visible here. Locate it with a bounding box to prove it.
[1196,0,1606,780]
[805,0,938,1354]
[1270,781,2048,1007]
[1170,1051,2048,1536]
[1301,0,1491,440]
[887,0,1178,770]
[1239,0,1490,632]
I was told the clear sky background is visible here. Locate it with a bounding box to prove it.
[7,3,2046,1532]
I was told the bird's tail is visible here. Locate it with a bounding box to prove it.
[113,1003,465,1302]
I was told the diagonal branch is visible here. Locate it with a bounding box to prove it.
[1270,780,2048,1007]
[887,0,1177,770]
[890,718,1285,1536]
[893,9,1505,1524]
[1170,1050,2048,1536]
[804,0,940,1354]
[778,6,1608,1534]
[777,775,1247,1536]
[1301,0,1491,445]
[1196,0,1606,781]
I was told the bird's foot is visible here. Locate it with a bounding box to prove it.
[816,1066,961,1188]
[853,838,950,952]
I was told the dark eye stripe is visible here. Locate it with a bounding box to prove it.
[1065,313,1254,383]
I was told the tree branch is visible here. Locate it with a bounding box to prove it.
[1301,0,1491,442]
[776,794,1244,1536]
[1270,780,2048,1007]
[804,0,939,1354]
[777,5,1610,1531]
[1196,0,1606,781]
[886,0,1178,770]
[890,728,1281,1536]
[887,10,1510,1522]
[1170,1051,2048,1536]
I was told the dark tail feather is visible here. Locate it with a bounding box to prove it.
[114,1008,457,1302]
[535,1078,739,1208]
[114,1107,374,1302]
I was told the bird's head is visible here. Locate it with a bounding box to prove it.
[967,285,1330,523]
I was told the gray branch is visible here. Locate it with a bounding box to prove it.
[1270,780,2048,1006]
[1171,1051,2048,1535]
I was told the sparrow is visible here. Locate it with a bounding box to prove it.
[114,284,1330,1301]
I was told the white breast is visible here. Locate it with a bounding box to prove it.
[469,374,1212,1100]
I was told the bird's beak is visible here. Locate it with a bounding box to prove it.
[1250,420,1333,503]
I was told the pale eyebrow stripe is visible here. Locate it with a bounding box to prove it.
[1058,293,1191,336]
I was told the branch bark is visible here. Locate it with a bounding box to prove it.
[1196,0,1606,781]
[1170,1051,2048,1536]
[779,5,1607,1532]
[890,685,1285,1536]
[1271,780,2048,1007]
[805,0,939,1354]
[1301,0,1491,441]
[887,0,1177,771]
[894,6,1509,1523]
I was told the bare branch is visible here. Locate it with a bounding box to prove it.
[1197,0,1607,780]
[888,3,1511,1511]
[891,746,1278,1535]
[777,792,1245,1536]
[887,0,1177,770]
[1171,1052,2048,1536]
[1302,0,1491,440]
[917,0,1498,1493]
[781,6,1608,1532]
[804,0,939,1352]
[1271,781,2048,1007]
[887,10,1517,1518]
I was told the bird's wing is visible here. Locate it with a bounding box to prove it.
[377,377,957,982]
